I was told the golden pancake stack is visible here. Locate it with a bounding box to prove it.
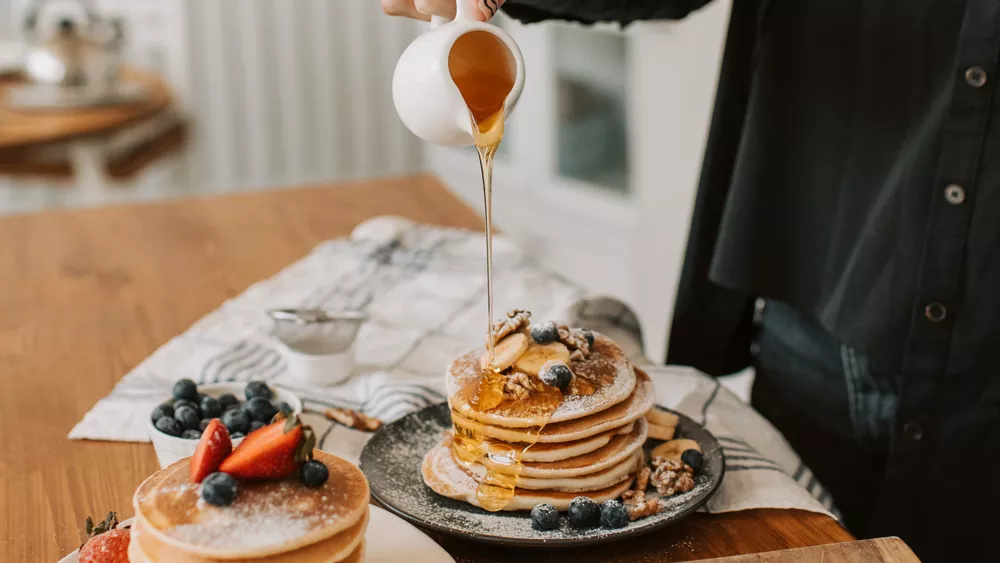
[423,313,655,511]
[130,450,369,563]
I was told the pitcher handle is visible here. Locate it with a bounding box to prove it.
[430,0,478,27]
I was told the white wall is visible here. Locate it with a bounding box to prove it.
[0,0,13,39]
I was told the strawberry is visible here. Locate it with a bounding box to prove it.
[79,512,130,563]
[190,418,232,483]
[219,414,316,480]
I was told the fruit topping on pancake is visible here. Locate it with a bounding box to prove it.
[79,512,130,563]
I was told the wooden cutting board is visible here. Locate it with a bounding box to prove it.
[697,538,919,562]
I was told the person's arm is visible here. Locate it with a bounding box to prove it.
[501,0,713,26]
[381,0,712,25]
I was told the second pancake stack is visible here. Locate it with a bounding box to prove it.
[423,311,655,511]
[130,450,369,562]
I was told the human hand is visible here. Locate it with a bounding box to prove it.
[381,0,505,22]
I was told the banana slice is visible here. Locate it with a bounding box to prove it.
[647,423,676,441]
[481,332,530,372]
[650,438,701,462]
[512,342,571,376]
[646,407,680,428]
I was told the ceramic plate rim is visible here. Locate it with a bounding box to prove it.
[362,402,726,547]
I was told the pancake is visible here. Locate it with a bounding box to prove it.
[467,448,642,492]
[514,420,635,463]
[447,333,636,428]
[134,450,369,560]
[129,510,368,563]
[422,439,634,511]
[450,374,655,444]
[477,417,647,479]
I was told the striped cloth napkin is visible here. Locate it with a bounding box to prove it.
[69,216,836,518]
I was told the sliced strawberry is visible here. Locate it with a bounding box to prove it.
[79,513,130,563]
[219,415,315,480]
[190,419,232,483]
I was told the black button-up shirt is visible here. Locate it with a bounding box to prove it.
[504,1,1000,560]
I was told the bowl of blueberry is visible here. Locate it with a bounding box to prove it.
[148,379,303,468]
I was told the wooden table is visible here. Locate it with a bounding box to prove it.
[0,67,185,192]
[0,175,853,562]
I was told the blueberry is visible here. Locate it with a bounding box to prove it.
[568,496,600,528]
[151,403,174,423]
[174,406,200,431]
[172,379,199,402]
[583,329,595,348]
[173,399,200,416]
[182,429,202,439]
[217,393,240,410]
[154,416,182,437]
[200,396,223,419]
[249,420,266,433]
[199,418,212,432]
[539,362,573,391]
[231,432,246,439]
[223,403,241,413]
[244,397,278,423]
[221,409,250,434]
[600,500,629,529]
[277,401,293,414]
[200,472,237,507]
[529,321,560,345]
[681,449,704,473]
[300,460,330,488]
[530,503,559,531]
[245,381,273,400]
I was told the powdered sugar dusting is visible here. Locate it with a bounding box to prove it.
[135,452,369,556]
[170,511,312,550]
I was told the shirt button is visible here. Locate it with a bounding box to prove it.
[965,66,987,88]
[902,421,924,442]
[944,184,966,205]
[924,302,947,323]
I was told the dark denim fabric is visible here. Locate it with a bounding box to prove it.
[751,301,900,537]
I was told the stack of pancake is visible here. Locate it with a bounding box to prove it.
[423,331,655,511]
[130,450,369,562]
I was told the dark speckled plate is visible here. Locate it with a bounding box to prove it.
[360,403,724,547]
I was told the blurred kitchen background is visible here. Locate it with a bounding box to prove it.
[0,0,749,392]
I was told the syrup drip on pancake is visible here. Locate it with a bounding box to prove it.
[449,334,626,511]
[452,382,561,511]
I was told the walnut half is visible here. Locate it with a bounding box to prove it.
[557,325,592,359]
[490,310,531,346]
[650,457,695,497]
[503,370,540,400]
[621,490,663,521]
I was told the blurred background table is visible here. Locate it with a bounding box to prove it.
[0,67,186,198]
[0,175,853,562]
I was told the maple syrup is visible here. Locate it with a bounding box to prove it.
[448,29,516,364]
[447,30,564,511]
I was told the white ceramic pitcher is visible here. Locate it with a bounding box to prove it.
[392,0,525,147]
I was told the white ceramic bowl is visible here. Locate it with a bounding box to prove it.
[147,382,303,469]
[274,337,355,387]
